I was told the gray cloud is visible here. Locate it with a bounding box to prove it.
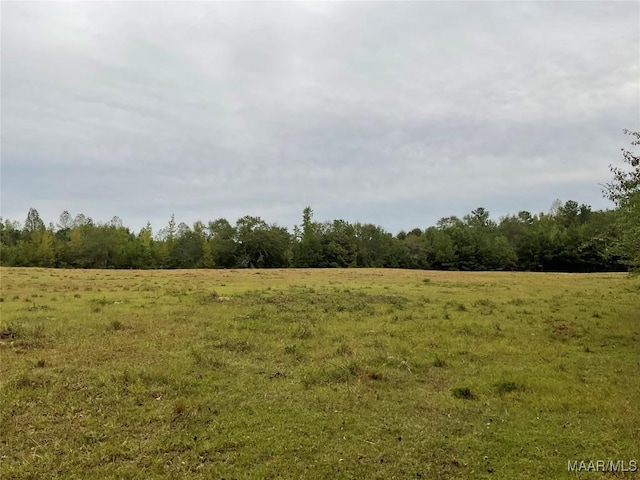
[1,1,638,234]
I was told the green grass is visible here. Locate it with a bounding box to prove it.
[1,267,639,479]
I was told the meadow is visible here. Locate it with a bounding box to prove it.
[0,267,638,479]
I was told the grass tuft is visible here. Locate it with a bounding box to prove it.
[452,387,475,400]
[335,343,353,356]
[432,356,447,368]
[197,291,219,304]
[108,319,126,331]
[494,380,524,395]
[292,323,313,339]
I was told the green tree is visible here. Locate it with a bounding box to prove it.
[604,129,640,269]
[38,228,56,267]
[498,213,536,270]
[235,216,290,268]
[293,207,323,267]
[354,223,397,267]
[57,210,74,232]
[402,229,429,269]
[322,220,357,267]
[24,208,45,233]
[208,219,237,268]
[82,224,116,268]
[0,219,21,245]
[191,221,215,268]
[426,227,457,269]
[201,238,215,268]
[136,222,156,268]
[0,219,23,265]
[159,214,177,268]
[174,223,205,268]
[73,213,93,227]
[68,227,85,267]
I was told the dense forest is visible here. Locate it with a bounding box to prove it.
[0,202,628,272]
[1,131,637,272]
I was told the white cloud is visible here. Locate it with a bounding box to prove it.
[1,1,638,233]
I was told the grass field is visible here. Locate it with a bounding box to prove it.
[0,267,638,479]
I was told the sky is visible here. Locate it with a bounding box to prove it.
[1,1,639,235]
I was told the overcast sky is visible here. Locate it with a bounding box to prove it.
[1,1,638,234]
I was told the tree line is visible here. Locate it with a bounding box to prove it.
[1,130,637,272]
[0,202,629,272]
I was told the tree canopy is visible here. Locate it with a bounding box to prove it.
[0,201,627,272]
